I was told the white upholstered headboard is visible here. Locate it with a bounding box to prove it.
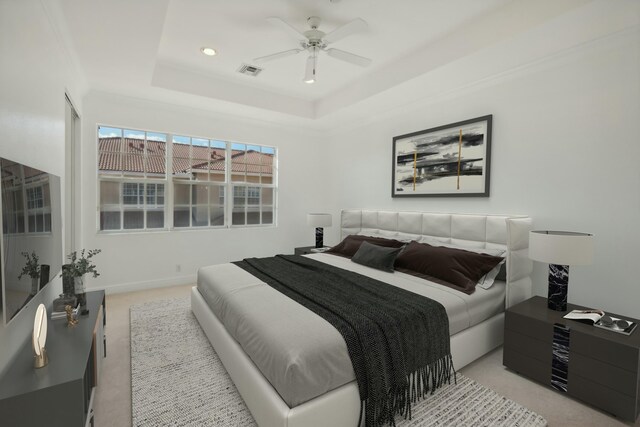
[340,210,533,308]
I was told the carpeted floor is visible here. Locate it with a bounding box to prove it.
[92,285,639,427]
[130,297,547,427]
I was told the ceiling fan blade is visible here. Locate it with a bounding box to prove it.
[325,48,372,67]
[323,18,368,44]
[267,17,307,42]
[254,49,303,63]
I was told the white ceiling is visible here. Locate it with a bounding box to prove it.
[51,0,633,128]
[155,0,511,101]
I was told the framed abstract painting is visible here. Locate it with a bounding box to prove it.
[392,115,492,197]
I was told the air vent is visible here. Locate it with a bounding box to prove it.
[237,64,263,77]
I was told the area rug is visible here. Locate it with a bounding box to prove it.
[131,297,547,427]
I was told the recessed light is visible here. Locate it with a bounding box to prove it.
[201,47,217,56]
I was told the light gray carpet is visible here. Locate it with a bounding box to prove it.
[131,297,547,427]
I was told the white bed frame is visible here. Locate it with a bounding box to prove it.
[191,210,533,427]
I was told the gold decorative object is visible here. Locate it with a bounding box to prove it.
[66,305,78,327]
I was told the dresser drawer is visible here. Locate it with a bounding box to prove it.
[505,311,553,342]
[569,373,638,421]
[503,346,551,385]
[571,329,639,373]
[504,329,550,364]
[569,351,638,397]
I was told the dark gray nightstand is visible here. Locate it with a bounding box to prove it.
[504,296,640,422]
[295,246,330,255]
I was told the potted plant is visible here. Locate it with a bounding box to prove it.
[18,251,40,295]
[61,249,101,314]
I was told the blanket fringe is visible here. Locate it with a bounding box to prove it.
[363,354,456,427]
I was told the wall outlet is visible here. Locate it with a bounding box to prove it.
[175,264,181,273]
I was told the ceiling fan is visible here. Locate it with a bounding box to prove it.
[254,16,372,84]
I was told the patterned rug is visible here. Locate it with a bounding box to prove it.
[131,297,547,427]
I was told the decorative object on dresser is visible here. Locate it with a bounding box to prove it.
[392,115,492,197]
[528,230,593,311]
[0,291,106,427]
[65,305,79,327]
[504,296,640,422]
[306,213,332,248]
[564,309,637,335]
[32,303,48,368]
[60,249,102,315]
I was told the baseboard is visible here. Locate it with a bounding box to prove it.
[89,274,196,295]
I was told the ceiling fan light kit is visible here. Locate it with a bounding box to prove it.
[255,16,371,84]
[304,53,317,84]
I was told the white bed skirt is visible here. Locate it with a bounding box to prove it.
[191,286,504,427]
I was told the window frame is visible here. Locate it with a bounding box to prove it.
[96,125,278,233]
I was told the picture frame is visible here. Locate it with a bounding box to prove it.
[392,115,492,197]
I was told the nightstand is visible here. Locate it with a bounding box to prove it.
[294,246,329,255]
[504,296,640,422]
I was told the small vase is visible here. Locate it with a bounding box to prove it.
[74,276,89,315]
[30,277,39,295]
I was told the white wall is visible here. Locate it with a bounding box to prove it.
[0,0,86,374]
[80,92,327,293]
[324,28,640,317]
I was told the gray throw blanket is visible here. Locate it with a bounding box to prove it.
[234,255,455,427]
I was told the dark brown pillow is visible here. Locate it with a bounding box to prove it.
[394,241,504,294]
[326,234,405,258]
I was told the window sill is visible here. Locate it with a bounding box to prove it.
[96,224,278,235]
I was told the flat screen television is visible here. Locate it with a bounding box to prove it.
[0,157,62,324]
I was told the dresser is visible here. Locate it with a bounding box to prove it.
[504,296,639,422]
[0,291,106,427]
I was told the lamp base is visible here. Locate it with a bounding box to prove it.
[34,348,48,369]
[315,227,324,248]
[548,264,569,311]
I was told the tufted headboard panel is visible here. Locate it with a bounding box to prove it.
[340,209,533,308]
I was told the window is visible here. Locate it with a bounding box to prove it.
[98,127,167,231]
[230,144,275,226]
[172,136,226,228]
[97,126,277,231]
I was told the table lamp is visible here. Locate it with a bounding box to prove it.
[529,230,593,311]
[307,213,332,248]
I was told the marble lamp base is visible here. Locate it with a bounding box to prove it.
[315,227,324,248]
[548,264,569,311]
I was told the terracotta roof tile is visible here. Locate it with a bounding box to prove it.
[98,137,273,177]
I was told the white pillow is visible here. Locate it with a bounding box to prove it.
[477,260,506,290]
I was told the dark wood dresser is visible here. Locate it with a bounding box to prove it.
[0,291,106,427]
[504,296,640,422]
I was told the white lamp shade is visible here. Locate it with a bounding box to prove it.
[529,230,593,266]
[307,213,332,228]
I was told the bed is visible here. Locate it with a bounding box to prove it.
[191,210,533,427]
